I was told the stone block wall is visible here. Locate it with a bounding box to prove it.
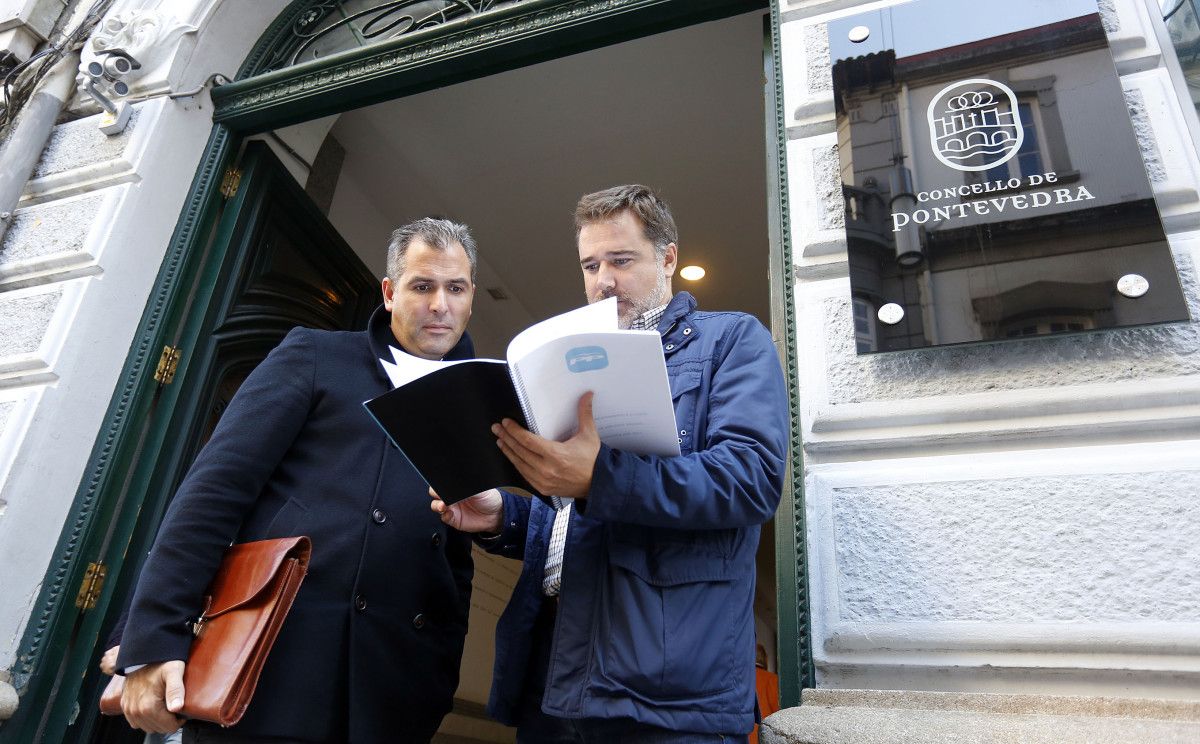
[0,90,235,691]
[777,0,1200,698]
[0,0,300,719]
[0,101,163,676]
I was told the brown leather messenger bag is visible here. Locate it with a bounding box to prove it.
[100,536,311,727]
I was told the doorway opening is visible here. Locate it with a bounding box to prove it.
[254,8,777,741]
[46,4,800,744]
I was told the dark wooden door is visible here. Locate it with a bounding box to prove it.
[73,141,378,744]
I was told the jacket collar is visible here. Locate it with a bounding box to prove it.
[367,303,475,383]
[659,291,697,332]
[658,292,698,354]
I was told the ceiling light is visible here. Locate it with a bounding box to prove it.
[680,265,705,281]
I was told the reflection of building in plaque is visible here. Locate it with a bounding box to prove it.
[830,0,1191,353]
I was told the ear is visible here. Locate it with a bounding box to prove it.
[381,277,395,310]
[662,242,678,277]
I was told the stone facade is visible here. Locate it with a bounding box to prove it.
[0,0,291,711]
[780,0,1200,698]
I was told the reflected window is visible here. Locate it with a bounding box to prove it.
[852,297,878,352]
[1002,315,1094,338]
[1162,0,1200,113]
[985,101,1045,182]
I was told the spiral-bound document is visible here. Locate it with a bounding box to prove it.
[364,298,679,504]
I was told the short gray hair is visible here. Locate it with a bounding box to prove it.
[574,184,678,259]
[386,217,478,282]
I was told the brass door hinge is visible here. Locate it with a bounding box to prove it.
[154,345,181,384]
[75,562,107,611]
[219,167,242,198]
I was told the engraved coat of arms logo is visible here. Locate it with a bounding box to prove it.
[927,79,1024,172]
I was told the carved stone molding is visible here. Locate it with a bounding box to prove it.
[7,124,233,691]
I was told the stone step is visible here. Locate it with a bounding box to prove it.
[760,689,1200,744]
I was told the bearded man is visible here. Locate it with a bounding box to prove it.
[432,185,789,742]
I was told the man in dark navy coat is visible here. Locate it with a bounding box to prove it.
[117,218,480,743]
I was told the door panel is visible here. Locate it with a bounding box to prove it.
[74,141,378,744]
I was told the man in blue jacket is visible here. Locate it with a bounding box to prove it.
[432,185,789,742]
[119,218,479,743]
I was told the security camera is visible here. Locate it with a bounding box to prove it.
[88,49,141,87]
[102,53,135,77]
[84,48,140,134]
[93,49,141,73]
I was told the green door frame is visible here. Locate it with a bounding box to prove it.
[5,1,813,739]
[762,6,814,707]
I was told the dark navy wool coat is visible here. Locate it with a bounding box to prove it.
[118,305,475,743]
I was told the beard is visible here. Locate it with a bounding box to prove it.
[597,265,669,329]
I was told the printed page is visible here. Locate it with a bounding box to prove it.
[511,330,680,457]
[506,297,617,366]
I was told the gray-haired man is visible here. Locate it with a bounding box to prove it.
[118,218,480,743]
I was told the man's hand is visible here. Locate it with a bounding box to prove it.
[122,660,186,734]
[99,644,119,676]
[492,392,600,499]
[430,487,504,533]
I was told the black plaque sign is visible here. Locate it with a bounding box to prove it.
[828,0,1190,353]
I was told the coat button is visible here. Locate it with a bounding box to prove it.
[683,328,692,335]
[372,508,387,524]
[354,594,367,612]
[665,343,675,350]
[412,613,426,629]
[430,532,442,547]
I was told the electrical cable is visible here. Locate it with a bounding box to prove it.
[0,0,116,131]
[1164,0,1190,22]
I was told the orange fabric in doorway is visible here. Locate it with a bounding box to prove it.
[749,666,780,744]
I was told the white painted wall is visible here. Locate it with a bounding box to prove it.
[779,0,1200,699]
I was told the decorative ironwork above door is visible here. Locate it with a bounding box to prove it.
[219,0,764,132]
[261,1,526,72]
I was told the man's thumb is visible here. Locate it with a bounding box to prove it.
[164,662,186,712]
[578,391,596,432]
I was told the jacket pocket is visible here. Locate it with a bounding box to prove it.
[669,369,701,454]
[600,537,738,700]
